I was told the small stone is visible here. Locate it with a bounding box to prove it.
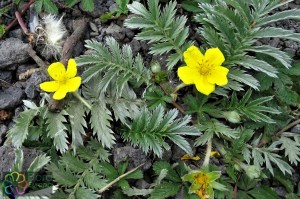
[89,22,98,32]
[0,87,24,109]
[82,0,107,17]
[0,38,30,69]
[113,145,152,171]
[72,6,82,17]
[8,28,23,40]
[274,186,286,197]
[124,28,135,39]
[0,145,44,173]
[0,124,8,145]
[291,124,300,133]
[129,39,141,56]
[25,71,48,99]
[269,38,280,48]
[109,3,118,13]
[0,70,13,84]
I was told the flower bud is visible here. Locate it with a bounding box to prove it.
[151,62,161,73]
[244,165,261,179]
[222,111,241,123]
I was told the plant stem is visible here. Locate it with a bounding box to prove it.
[173,83,187,93]
[73,92,92,110]
[3,0,35,38]
[203,139,212,167]
[15,11,28,34]
[97,163,145,194]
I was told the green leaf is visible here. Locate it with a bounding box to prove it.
[76,187,98,199]
[0,24,5,38]
[122,105,200,157]
[60,152,87,172]
[27,154,51,173]
[43,0,58,13]
[13,149,24,172]
[65,0,79,7]
[150,182,180,199]
[8,108,40,148]
[47,163,77,187]
[123,187,153,196]
[257,9,300,26]
[90,102,116,148]
[253,27,300,43]
[238,56,278,78]
[45,110,69,153]
[248,186,280,199]
[83,172,107,190]
[125,1,189,69]
[81,0,94,12]
[67,102,87,150]
[273,169,294,193]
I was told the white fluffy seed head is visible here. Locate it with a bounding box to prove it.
[35,14,67,60]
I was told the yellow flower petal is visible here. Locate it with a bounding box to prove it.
[210,151,221,158]
[177,66,199,84]
[207,66,229,86]
[66,77,81,92]
[183,46,204,68]
[204,48,225,66]
[53,85,68,100]
[48,62,66,81]
[181,154,201,161]
[66,58,77,78]
[194,76,215,95]
[40,81,59,92]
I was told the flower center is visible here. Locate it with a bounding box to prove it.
[197,59,212,76]
[194,173,209,199]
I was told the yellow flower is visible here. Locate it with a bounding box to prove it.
[177,46,229,95]
[182,169,226,199]
[40,59,81,100]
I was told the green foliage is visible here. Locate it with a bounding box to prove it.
[47,140,109,199]
[100,161,143,191]
[0,25,6,38]
[7,101,42,148]
[122,105,201,157]
[35,0,59,14]
[77,37,151,95]
[124,0,190,69]
[81,0,94,12]
[225,90,280,123]
[115,0,130,16]
[195,119,239,146]
[194,0,299,91]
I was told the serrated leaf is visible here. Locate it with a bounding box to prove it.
[27,154,51,173]
[8,109,40,148]
[81,0,94,12]
[83,172,107,190]
[90,102,115,148]
[76,187,98,199]
[248,186,280,199]
[45,111,69,153]
[47,163,77,187]
[67,102,87,150]
[150,182,180,199]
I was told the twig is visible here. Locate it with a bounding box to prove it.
[2,0,35,38]
[60,18,88,65]
[26,47,48,68]
[257,118,300,147]
[97,163,145,194]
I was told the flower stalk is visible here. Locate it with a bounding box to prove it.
[203,139,212,167]
[73,92,92,110]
